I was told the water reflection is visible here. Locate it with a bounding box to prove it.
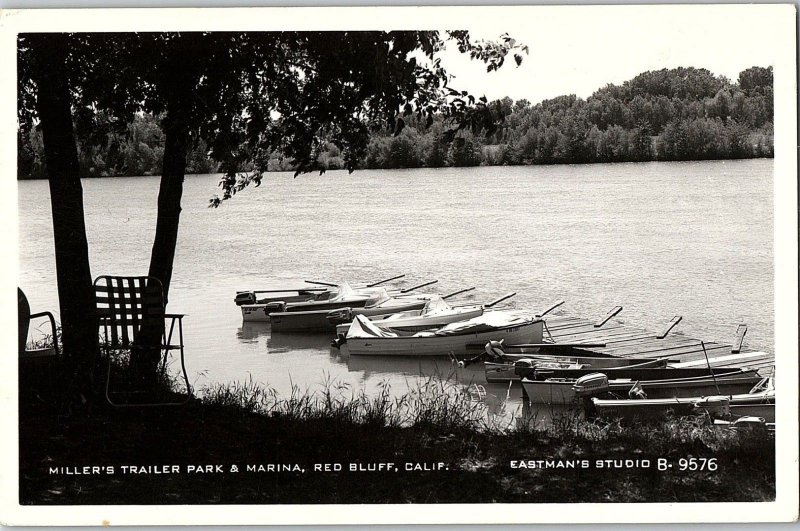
[519,399,587,430]
[237,321,271,341]
[342,352,481,381]
[267,331,333,353]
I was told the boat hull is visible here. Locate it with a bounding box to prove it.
[270,308,346,332]
[591,390,775,421]
[335,306,484,337]
[241,295,364,323]
[347,320,543,357]
[241,303,286,322]
[522,371,763,405]
[274,299,430,333]
[484,356,671,384]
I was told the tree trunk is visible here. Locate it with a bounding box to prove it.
[30,34,99,400]
[147,108,190,304]
[137,54,194,376]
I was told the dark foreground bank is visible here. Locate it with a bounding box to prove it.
[20,368,775,505]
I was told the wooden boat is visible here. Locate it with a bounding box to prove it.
[271,288,435,332]
[334,298,482,338]
[238,275,410,322]
[527,366,753,381]
[333,290,511,340]
[484,355,670,384]
[235,286,328,307]
[589,376,775,421]
[235,274,406,305]
[240,283,377,322]
[239,288,335,322]
[521,369,763,405]
[345,312,544,357]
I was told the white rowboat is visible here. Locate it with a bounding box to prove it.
[345,312,544,357]
[334,296,485,337]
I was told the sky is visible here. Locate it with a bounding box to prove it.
[435,5,784,104]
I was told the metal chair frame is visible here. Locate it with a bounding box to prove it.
[18,288,60,359]
[94,275,191,407]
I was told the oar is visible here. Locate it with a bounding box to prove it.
[305,280,339,287]
[538,300,565,317]
[366,274,406,287]
[306,274,406,289]
[442,287,476,300]
[511,342,607,348]
[400,280,438,293]
[701,341,721,395]
[484,292,516,308]
[236,287,328,294]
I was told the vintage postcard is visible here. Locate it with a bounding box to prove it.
[1,4,797,525]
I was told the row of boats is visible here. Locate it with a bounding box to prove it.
[480,342,774,422]
[235,276,546,356]
[235,276,775,424]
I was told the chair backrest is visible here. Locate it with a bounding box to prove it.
[18,288,31,355]
[95,276,165,347]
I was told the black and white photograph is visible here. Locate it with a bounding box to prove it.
[1,4,798,525]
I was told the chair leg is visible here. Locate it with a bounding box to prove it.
[104,350,192,408]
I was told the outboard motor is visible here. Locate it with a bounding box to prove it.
[331,334,347,349]
[572,373,610,397]
[730,416,769,431]
[513,358,537,378]
[263,301,287,314]
[484,340,505,360]
[326,308,353,325]
[235,291,257,306]
[694,396,731,418]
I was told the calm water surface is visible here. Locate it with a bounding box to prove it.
[18,160,774,422]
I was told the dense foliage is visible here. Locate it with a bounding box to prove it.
[18,65,772,180]
[357,66,774,169]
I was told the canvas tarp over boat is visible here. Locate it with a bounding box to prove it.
[433,312,537,336]
[347,314,399,339]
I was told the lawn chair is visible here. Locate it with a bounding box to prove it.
[94,275,191,407]
[18,288,59,359]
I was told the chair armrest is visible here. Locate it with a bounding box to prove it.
[28,311,59,354]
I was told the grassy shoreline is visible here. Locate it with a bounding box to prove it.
[19,366,775,505]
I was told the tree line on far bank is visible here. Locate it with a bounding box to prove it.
[17,65,773,180]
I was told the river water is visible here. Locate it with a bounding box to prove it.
[18,159,774,422]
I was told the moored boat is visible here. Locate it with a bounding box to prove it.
[333,295,485,338]
[345,312,544,357]
[521,369,763,405]
[484,355,671,384]
[589,376,775,421]
[239,282,378,322]
[271,288,435,332]
[237,275,409,322]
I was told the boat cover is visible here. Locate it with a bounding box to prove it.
[347,314,398,339]
[434,311,535,336]
[363,289,391,308]
[421,296,452,314]
[329,282,356,302]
